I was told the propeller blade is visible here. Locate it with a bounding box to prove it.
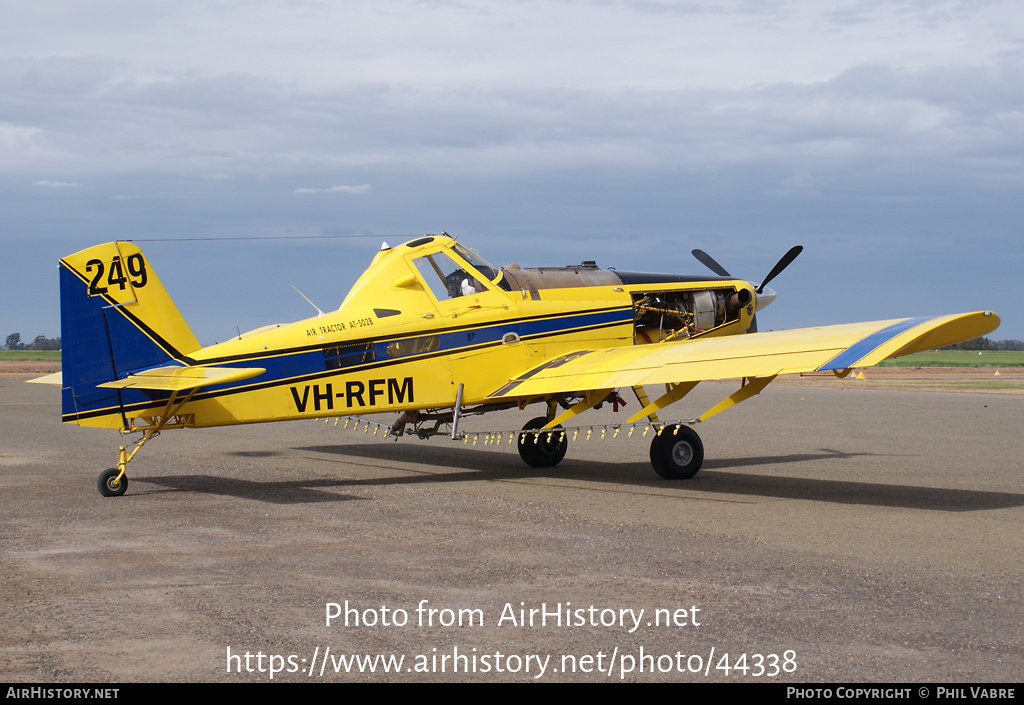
[691,249,731,277]
[757,245,802,294]
[749,315,758,334]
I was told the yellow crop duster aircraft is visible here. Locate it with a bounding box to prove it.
[46,234,998,496]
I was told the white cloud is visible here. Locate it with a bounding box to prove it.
[293,184,371,194]
[0,122,41,147]
[33,179,79,187]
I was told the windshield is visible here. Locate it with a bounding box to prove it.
[413,252,487,300]
[452,244,501,283]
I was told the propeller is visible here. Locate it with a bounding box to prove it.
[690,245,803,333]
[756,245,802,294]
[690,249,731,278]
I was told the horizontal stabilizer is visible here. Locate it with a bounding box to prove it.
[27,372,63,386]
[98,365,265,391]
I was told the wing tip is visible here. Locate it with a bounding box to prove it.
[26,371,63,386]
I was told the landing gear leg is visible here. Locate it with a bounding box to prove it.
[95,388,198,497]
[649,424,704,479]
[96,427,158,497]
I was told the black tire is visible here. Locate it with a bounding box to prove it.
[98,468,128,497]
[517,416,568,468]
[649,424,704,479]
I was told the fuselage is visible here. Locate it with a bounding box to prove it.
[61,235,758,430]
[175,235,758,428]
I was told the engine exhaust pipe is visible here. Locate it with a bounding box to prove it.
[725,289,752,311]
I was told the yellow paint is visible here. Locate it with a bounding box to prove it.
[59,235,999,441]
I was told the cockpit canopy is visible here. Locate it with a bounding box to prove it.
[339,234,510,311]
[411,242,509,300]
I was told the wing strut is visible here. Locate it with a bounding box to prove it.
[542,388,614,430]
[625,382,699,424]
[696,375,776,423]
[624,375,775,427]
[630,385,660,423]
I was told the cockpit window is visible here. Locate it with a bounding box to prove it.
[453,244,501,282]
[413,252,487,300]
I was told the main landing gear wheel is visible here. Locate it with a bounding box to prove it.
[517,417,568,468]
[649,424,704,480]
[98,468,128,497]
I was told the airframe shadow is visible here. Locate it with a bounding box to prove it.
[296,442,1024,513]
[133,475,369,504]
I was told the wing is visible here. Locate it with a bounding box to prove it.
[97,364,265,391]
[489,311,999,400]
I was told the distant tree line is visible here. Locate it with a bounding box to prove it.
[5,331,1020,353]
[939,337,1024,351]
[5,333,62,351]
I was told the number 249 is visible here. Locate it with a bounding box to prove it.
[86,255,148,295]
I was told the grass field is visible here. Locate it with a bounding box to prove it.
[848,377,1024,392]
[0,350,61,361]
[876,350,1024,367]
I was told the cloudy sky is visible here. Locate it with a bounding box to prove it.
[2,0,1021,344]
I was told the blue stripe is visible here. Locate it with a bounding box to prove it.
[818,316,934,371]
[376,307,631,359]
[68,306,633,419]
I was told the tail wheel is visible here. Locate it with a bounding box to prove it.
[517,417,568,468]
[649,424,704,479]
[98,468,128,497]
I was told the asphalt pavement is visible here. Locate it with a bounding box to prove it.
[2,377,1022,682]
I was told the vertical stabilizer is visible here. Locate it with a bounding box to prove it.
[59,242,200,427]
